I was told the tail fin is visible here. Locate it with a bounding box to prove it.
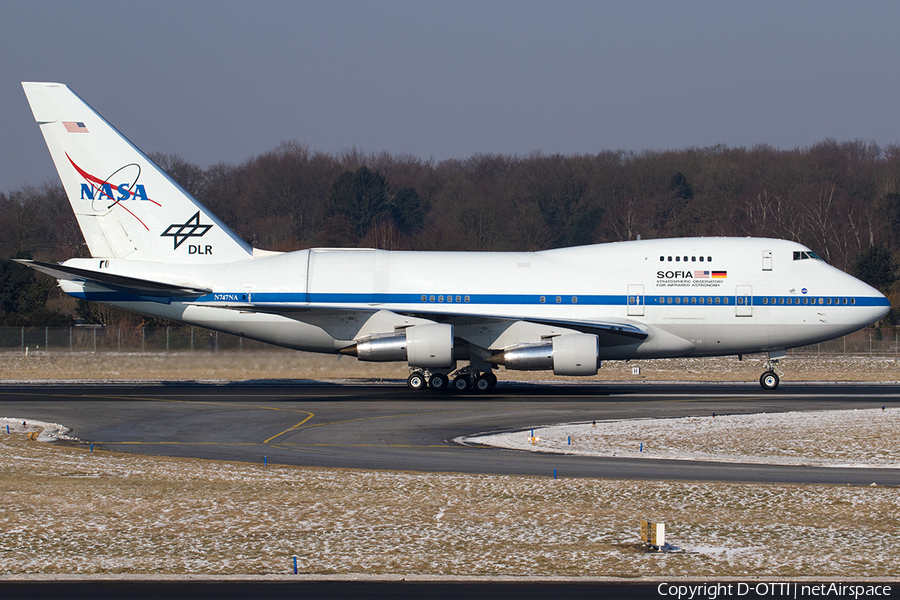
[22,82,252,263]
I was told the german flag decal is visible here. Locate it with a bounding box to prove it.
[711,271,728,278]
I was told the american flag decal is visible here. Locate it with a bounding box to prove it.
[63,121,89,133]
[694,270,710,278]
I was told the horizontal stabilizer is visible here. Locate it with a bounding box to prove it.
[15,259,211,297]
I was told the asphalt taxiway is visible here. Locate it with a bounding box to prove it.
[0,382,897,485]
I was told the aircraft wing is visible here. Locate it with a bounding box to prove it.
[215,300,648,347]
[14,259,212,297]
[394,309,648,342]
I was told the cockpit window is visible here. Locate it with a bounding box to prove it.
[793,250,824,261]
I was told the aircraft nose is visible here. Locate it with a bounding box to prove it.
[874,291,891,321]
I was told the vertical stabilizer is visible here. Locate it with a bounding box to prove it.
[22,82,252,263]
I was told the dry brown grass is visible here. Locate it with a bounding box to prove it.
[2,350,898,383]
[0,433,897,577]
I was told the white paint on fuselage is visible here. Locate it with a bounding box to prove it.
[60,237,889,361]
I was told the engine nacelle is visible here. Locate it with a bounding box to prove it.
[351,323,454,368]
[550,333,600,376]
[406,323,454,368]
[490,333,599,376]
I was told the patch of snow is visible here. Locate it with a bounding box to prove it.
[1,416,76,442]
[459,409,900,468]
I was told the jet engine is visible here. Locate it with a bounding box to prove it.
[486,333,599,376]
[344,323,454,368]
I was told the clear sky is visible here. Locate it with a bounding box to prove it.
[3,0,899,192]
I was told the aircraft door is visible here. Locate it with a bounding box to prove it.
[735,285,752,317]
[762,250,773,271]
[627,284,644,316]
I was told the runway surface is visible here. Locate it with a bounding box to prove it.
[1,381,898,485]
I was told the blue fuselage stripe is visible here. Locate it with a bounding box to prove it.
[69,290,891,309]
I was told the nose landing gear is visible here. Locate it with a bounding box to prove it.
[760,370,780,390]
[759,355,784,390]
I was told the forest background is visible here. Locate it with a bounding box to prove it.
[1,139,899,328]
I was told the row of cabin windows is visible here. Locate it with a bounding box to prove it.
[422,295,469,303]
[760,297,855,305]
[660,255,712,262]
[659,296,856,305]
[419,294,855,306]
[661,296,729,304]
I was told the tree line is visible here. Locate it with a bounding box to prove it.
[1,139,898,326]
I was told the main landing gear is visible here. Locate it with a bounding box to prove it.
[407,366,498,393]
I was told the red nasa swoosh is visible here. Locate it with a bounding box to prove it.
[66,153,162,231]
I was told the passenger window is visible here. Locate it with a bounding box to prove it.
[668,256,672,262]
[556,296,561,303]
[691,297,697,304]
[715,297,720,304]
[572,296,578,303]
[778,298,784,305]
[675,297,681,304]
[842,298,847,305]
[723,298,729,304]
[707,256,712,262]
[691,256,696,262]
[699,256,704,262]
[540,296,545,303]
[763,298,768,305]
[851,298,856,305]
[430,295,435,302]
[421,295,427,302]
[456,295,461,303]
[465,295,470,302]
[676,256,680,262]
[667,297,673,304]
[660,256,665,261]
[802,298,808,305]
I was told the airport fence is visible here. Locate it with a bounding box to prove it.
[0,325,897,356]
[0,325,277,353]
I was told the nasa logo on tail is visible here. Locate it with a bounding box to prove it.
[161,211,214,254]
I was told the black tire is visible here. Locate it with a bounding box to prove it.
[453,377,470,392]
[474,374,493,392]
[760,371,780,390]
[429,373,448,390]
[407,372,427,391]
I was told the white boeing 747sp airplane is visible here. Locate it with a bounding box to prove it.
[18,82,891,390]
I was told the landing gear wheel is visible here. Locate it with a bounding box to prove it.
[760,371,780,390]
[474,374,493,392]
[407,372,427,391]
[429,372,448,390]
[453,377,470,392]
